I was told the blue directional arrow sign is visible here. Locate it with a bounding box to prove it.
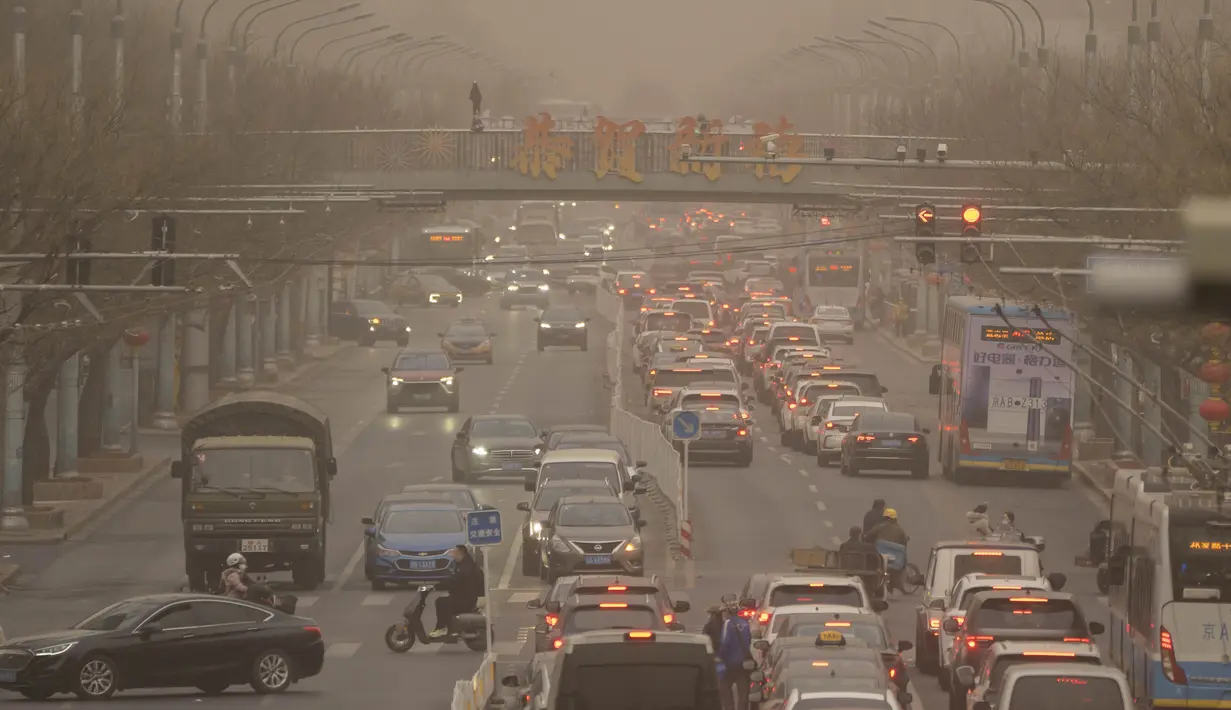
[671,410,702,441]
[466,510,503,547]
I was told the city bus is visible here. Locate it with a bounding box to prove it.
[804,248,862,309]
[514,201,561,249]
[1104,468,1231,707]
[392,225,482,266]
[928,297,1074,485]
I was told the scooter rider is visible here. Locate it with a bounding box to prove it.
[429,545,484,639]
[220,553,249,599]
[864,510,909,594]
[967,503,993,538]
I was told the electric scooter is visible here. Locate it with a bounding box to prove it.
[385,585,488,653]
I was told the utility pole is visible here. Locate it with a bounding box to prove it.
[1198,0,1214,109]
[58,3,86,478]
[1126,0,1141,114]
[2,3,28,532]
[103,0,127,453]
[151,215,178,429]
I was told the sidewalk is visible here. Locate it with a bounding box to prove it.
[0,341,344,585]
[868,318,939,365]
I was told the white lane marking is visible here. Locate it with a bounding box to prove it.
[296,596,319,609]
[508,591,539,603]
[798,468,808,477]
[759,436,768,443]
[779,453,791,463]
[333,541,367,592]
[831,536,843,546]
[823,520,833,528]
[362,593,394,606]
[815,500,827,512]
[325,642,362,658]
[430,475,444,482]
[807,484,817,493]
[498,534,524,590]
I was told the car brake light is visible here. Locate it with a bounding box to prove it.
[972,551,1003,556]
[824,421,835,429]
[809,583,826,587]
[822,365,841,370]
[811,661,829,667]
[889,667,897,678]
[545,614,558,626]
[788,403,797,410]
[967,636,993,647]
[553,638,564,649]
[929,618,940,629]
[737,429,748,436]
[758,611,770,623]
[1160,626,1187,684]
[738,608,755,619]
[1062,637,1090,643]
[1009,597,1047,602]
[1023,651,1076,657]
[799,398,808,405]
[663,613,674,624]
[599,602,628,608]
[627,631,655,640]
[304,626,321,636]
[653,389,672,396]
[607,585,626,592]
[788,336,799,341]
[824,621,850,627]
[618,289,626,294]
[907,436,920,443]
[856,434,876,442]
[991,586,1021,590]
[953,616,965,626]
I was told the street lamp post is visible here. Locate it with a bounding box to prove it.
[194,0,226,133]
[394,40,455,72]
[229,0,278,98]
[288,12,375,66]
[272,3,362,57]
[1081,0,1097,119]
[868,21,937,73]
[884,17,961,64]
[971,0,1020,59]
[312,24,390,67]
[345,35,413,73]
[242,0,307,50]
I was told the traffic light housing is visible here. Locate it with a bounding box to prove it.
[960,204,982,264]
[915,242,936,266]
[151,214,177,286]
[914,203,937,266]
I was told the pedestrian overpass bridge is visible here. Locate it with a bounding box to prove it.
[253,114,1077,205]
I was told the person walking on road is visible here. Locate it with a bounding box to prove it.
[862,499,886,534]
[893,298,910,337]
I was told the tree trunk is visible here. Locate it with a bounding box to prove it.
[21,381,52,506]
[78,342,109,456]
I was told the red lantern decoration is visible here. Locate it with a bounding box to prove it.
[122,328,150,347]
[1200,397,1231,423]
[1201,322,1231,346]
[926,273,942,285]
[1200,361,1231,385]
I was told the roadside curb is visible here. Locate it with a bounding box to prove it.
[1073,460,1112,502]
[252,347,343,391]
[871,326,931,365]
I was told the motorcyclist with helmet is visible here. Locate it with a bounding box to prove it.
[220,553,249,599]
[864,509,909,594]
[967,502,993,538]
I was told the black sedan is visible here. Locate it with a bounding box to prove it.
[0,594,324,701]
[328,299,410,346]
[536,307,591,351]
[839,411,931,478]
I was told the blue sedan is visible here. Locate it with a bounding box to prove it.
[362,502,468,590]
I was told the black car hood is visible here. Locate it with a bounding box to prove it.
[4,628,109,649]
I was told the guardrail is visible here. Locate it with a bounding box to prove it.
[450,655,496,710]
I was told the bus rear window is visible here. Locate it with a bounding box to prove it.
[971,598,1080,631]
[770,584,862,608]
[1006,676,1125,710]
[952,553,1025,579]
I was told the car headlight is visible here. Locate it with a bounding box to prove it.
[507,284,519,291]
[389,377,404,385]
[471,446,489,456]
[542,269,551,276]
[540,323,552,329]
[623,536,642,552]
[485,255,495,261]
[603,244,613,251]
[377,545,400,558]
[558,233,567,240]
[574,322,586,328]
[531,521,543,536]
[550,536,572,553]
[34,642,77,656]
[369,317,381,324]
[440,376,454,386]
[533,446,543,455]
[538,284,550,292]
[429,293,441,302]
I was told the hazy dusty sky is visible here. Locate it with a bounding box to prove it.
[129,0,1223,117]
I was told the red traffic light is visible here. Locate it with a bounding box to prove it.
[961,205,982,225]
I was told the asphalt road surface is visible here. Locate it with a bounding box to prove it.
[0,290,1109,710]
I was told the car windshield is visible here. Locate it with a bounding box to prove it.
[395,353,451,370]
[353,300,395,316]
[544,309,584,322]
[446,324,488,338]
[381,509,462,535]
[556,440,630,464]
[831,404,888,418]
[795,700,891,710]
[558,503,631,527]
[191,447,315,493]
[770,584,863,608]
[973,598,1080,630]
[564,608,658,632]
[1006,675,1123,710]
[660,341,702,353]
[645,313,693,332]
[541,461,620,490]
[952,553,1027,580]
[420,276,453,290]
[747,278,784,292]
[786,621,888,648]
[75,600,152,631]
[535,486,611,511]
[409,489,476,509]
[683,394,741,409]
[672,301,710,319]
[472,419,537,437]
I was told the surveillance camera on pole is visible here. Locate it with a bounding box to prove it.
[914,203,937,265]
[936,143,948,163]
[896,144,907,163]
[959,204,983,264]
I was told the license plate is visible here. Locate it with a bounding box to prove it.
[408,560,435,570]
[0,670,14,683]
[412,393,433,402]
[241,539,269,553]
[584,555,612,565]
[1003,459,1028,471]
[503,462,523,471]
[702,430,728,439]
[879,440,902,447]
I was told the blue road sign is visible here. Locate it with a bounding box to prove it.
[671,410,702,441]
[466,510,503,547]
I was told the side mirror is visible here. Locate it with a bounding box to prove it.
[635,461,648,469]
[455,367,465,373]
[1089,621,1106,636]
[942,618,960,633]
[516,502,531,512]
[170,461,185,479]
[327,458,338,477]
[741,382,750,390]
[381,367,390,374]
[544,600,562,613]
[810,416,822,426]
[360,516,375,525]
[364,526,376,537]
[910,572,926,587]
[897,640,913,652]
[1047,572,1068,591]
[138,623,163,638]
[622,480,635,492]
[753,639,769,651]
[954,666,975,688]
[636,519,646,529]
[672,598,691,613]
[929,598,947,610]
[633,485,648,495]
[526,598,542,609]
[872,599,889,613]
[880,385,889,393]
[922,427,933,434]
[533,317,541,323]
[668,622,685,632]
[585,317,592,322]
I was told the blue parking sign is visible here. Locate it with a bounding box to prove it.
[466,510,503,546]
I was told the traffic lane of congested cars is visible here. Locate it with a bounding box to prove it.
[613,292,1111,708]
[0,293,617,704]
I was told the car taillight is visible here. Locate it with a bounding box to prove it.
[799,398,808,405]
[758,611,770,623]
[663,613,674,624]
[304,626,321,636]
[618,289,626,294]
[907,436,920,443]
[1160,627,1187,684]
[738,608,755,619]
[960,418,972,454]
[737,429,748,436]
[889,668,897,679]
[1061,638,1090,643]
[929,618,940,629]
[552,638,564,649]
[954,616,965,626]
[967,635,993,648]
[856,434,876,442]
[1059,421,1072,460]
[653,389,671,396]
[545,614,559,627]
[825,421,835,429]
[788,402,797,410]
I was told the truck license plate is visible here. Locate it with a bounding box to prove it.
[409,560,435,570]
[1003,459,1027,471]
[502,462,522,471]
[584,555,612,565]
[241,539,269,553]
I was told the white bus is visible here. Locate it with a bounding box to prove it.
[929,297,1074,485]
[1104,468,1231,708]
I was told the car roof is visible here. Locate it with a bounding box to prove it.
[547,424,609,434]
[384,501,464,513]
[472,414,534,422]
[540,479,613,492]
[401,483,471,492]
[773,605,878,619]
[827,397,887,406]
[396,348,449,357]
[997,663,1125,679]
[988,640,1101,657]
[934,539,1041,551]
[381,492,455,505]
[968,590,1075,605]
[556,495,628,506]
[541,448,622,464]
[566,593,657,608]
[955,573,1050,588]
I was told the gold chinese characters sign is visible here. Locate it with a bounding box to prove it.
[508,114,805,184]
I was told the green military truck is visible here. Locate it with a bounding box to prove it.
[172,392,337,593]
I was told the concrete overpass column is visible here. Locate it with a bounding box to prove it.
[913,270,927,336]
[1113,346,1135,456]
[1142,360,1163,466]
[1071,326,1095,443]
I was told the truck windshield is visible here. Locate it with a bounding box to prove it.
[560,664,708,710]
[191,448,315,493]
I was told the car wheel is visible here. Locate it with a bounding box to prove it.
[779,431,790,445]
[250,649,294,694]
[485,356,493,365]
[736,453,753,468]
[196,680,230,695]
[938,667,952,690]
[537,342,545,352]
[848,459,860,477]
[451,461,466,483]
[395,336,409,347]
[580,342,588,351]
[359,334,376,347]
[448,396,460,413]
[291,557,322,590]
[71,655,120,700]
[947,683,965,710]
[386,398,398,414]
[522,545,538,577]
[804,438,817,454]
[912,461,930,479]
[915,628,937,675]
